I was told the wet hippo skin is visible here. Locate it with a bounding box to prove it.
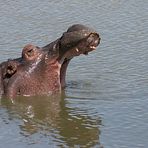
[0,24,100,98]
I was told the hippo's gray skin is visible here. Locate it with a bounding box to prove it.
[0,24,100,99]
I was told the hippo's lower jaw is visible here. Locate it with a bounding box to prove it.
[60,59,70,88]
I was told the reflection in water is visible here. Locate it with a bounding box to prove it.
[0,92,102,147]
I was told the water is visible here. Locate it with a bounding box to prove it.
[0,0,148,147]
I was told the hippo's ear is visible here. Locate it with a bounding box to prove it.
[6,65,17,77]
[26,48,35,57]
[22,44,40,61]
[3,60,19,78]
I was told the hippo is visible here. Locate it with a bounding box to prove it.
[0,24,100,98]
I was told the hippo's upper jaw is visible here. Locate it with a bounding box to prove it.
[58,24,100,61]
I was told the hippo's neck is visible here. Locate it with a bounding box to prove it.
[21,59,62,95]
[44,60,61,93]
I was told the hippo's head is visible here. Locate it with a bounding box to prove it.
[41,24,100,88]
[43,24,100,61]
[51,24,101,88]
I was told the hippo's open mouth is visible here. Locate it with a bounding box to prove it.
[61,32,100,60]
[60,31,100,88]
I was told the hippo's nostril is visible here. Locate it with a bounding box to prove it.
[94,37,100,46]
[86,33,100,49]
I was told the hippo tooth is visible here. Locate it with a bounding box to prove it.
[45,55,48,60]
[76,48,79,52]
[90,46,96,49]
[23,119,28,123]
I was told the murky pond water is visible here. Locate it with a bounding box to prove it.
[0,0,148,147]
